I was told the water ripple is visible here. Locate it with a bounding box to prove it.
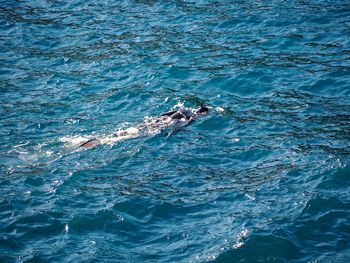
[1,0,350,262]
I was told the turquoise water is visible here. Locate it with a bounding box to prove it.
[1,0,350,262]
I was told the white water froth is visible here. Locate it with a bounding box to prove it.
[232,228,249,249]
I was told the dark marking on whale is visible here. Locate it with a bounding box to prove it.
[161,104,209,120]
[80,138,100,148]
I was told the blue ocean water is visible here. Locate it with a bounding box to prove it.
[1,0,350,262]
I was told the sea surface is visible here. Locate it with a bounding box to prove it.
[1,0,350,262]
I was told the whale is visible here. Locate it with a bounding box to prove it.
[79,104,209,148]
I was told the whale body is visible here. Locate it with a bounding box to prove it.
[79,104,209,148]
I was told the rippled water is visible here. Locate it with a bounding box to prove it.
[1,0,350,262]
